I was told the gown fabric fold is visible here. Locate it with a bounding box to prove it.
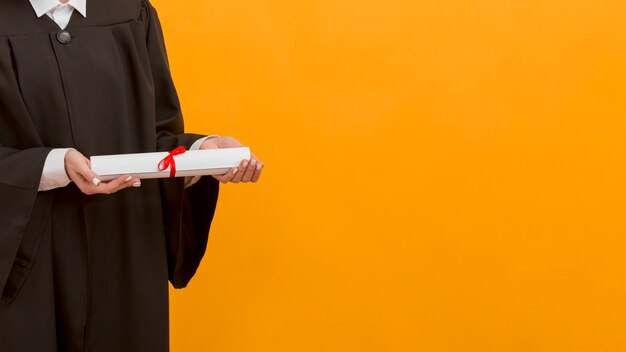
[0,0,219,350]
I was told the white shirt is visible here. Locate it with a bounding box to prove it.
[29,0,214,191]
[29,0,86,30]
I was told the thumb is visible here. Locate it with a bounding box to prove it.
[77,158,101,186]
[200,138,219,150]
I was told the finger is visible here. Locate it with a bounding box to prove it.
[70,169,93,189]
[113,176,142,191]
[75,159,101,187]
[241,158,257,183]
[113,175,141,191]
[73,176,97,195]
[212,172,225,183]
[69,169,100,195]
[97,175,134,194]
[215,167,239,184]
[231,159,248,183]
[200,138,219,150]
[250,161,263,183]
[113,176,141,192]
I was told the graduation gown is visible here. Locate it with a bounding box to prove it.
[0,0,219,350]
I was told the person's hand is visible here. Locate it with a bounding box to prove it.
[64,149,142,195]
[200,136,264,184]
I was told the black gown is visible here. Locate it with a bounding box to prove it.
[0,0,219,350]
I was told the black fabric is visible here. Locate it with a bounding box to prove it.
[0,0,219,350]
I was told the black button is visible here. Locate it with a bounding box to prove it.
[56,30,71,44]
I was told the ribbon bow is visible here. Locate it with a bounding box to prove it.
[158,146,187,178]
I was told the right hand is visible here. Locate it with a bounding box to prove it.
[65,149,141,195]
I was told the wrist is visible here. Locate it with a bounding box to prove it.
[39,148,73,191]
[65,148,81,179]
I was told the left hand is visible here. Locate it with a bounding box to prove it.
[200,136,264,184]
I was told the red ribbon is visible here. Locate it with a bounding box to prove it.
[158,146,187,178]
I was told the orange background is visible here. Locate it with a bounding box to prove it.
[153,0,626,351]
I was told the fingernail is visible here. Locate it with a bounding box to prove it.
[233,168,239,175]
[251,159,257,167]
[92,178,100,186]
[256,163,262,170]
[242,161,248,168]
[125,176,132,182]
[133,181,141,187]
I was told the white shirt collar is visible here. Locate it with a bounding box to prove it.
[29,0,87,18]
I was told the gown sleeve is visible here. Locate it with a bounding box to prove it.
[0,145,55,300]
[0,39,58,297]
[141,0,221,289]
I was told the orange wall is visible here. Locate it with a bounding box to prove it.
[153,0,626,351]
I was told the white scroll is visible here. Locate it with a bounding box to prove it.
[90,147,250,181]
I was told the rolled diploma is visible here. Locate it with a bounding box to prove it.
[91,147,251,181]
